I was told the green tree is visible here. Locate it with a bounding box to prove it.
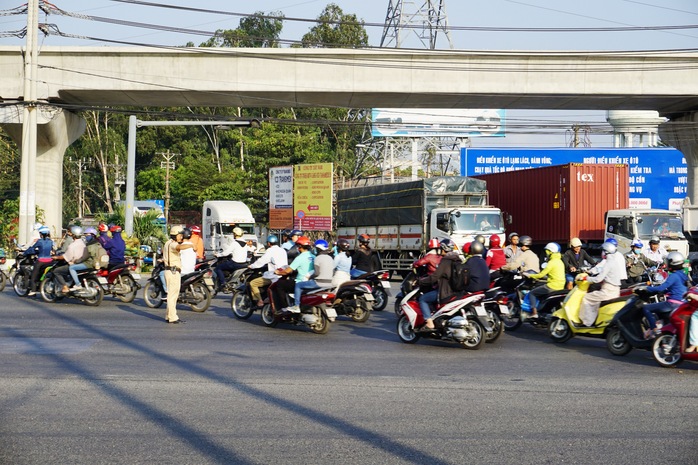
[299,4,369,48]
[199,11,284,48]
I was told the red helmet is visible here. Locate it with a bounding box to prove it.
[428,238,440,250]
[462,242,472,255]
[109,225,122,233]
[296,236,311,247]
[98,223,108,233]
[190,225,201,234]
[489,235,501,248]
[358,234,370,244]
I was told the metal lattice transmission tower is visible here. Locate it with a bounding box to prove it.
[380,0,454,49]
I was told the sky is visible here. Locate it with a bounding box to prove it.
[1,0,696,150]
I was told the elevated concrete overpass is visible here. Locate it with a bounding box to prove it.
[1,46,697,238]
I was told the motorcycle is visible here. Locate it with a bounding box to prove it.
[0,248,8,291]
[39,259,105,306]
[11,249,37,297]
[495,270,568,331]
[259,276,338,334]
[481,286,510,343]
[142,260,215,313]
[606,287,669,356]
[211,255,247,295]
[548,273,631,343]
[230,268,268,320]
[96,262,142,303]
[356,269,391,311]
[396,288,490,350]
[652,286,698,367]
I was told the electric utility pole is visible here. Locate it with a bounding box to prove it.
[158,150,178,225]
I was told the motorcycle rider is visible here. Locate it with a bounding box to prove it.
[275,236,315,313]
[103,224,126,269]
[461,241,491,293]
[643,236,668,266]
[641,252,690,339]
[189,225,205,260]
[501,235,540,274]
[247,234,288,308]
[213,226,248,291]
[27,226,54,296]
[332,238,353,287]
[485,234,506,275]
[179,227,197,275]
[579,241,627,327]
[525,242,565,319]
[351,234,382,278]
[412,238,443,275]
[473,234,488,258]
[504,232,522,263]
[282,229,302,261]
[290,239,334,307]
[417,239,461,330]
[562,237,595,290]
[67,227,100,291]
[97,223,110,247]
[625,239,654,284]
[52,226,86,294]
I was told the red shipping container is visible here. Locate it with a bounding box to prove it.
[477,163,629,246]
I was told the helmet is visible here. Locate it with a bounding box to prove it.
[314,239,329,251]
[70,225,83,238]
[631,239,643,248]
[508,232,519,240]
[649,236,660,245]
[428,238,440,250]
[601,241,617,255]
[291,229,302,237]
[38,226,50,237]
[474,235,486,244]
[570,237,582,248]
[439,238,455,253]
[666,251,685,270]
[181,227,192,239]
[462,242,472,255]
[296,236,311,247]
[605,238,618,246]
[169,226,182,236]
[519,235,532,246]
[34,222,42,230]
[358,234,370,244]
[545,242,560,253]
[282,229,291,238]
[489,235,501,248]
[109,225,122,233]
[470,241,485,256]
[232,227,243,237]
[84,227,97,236]
[338,238,351,251]
[98,223,108,233]
[266,235,279,245]
[191,225,201,234]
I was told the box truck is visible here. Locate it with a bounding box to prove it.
[336,177,505,273]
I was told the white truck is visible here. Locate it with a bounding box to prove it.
[201,201,258,257]
[604,208,689,256]
[336,177,506,273]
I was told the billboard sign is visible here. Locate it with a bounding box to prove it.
[372,108,505,138]
[293,163,333,231]
[268,166,294,230]
[460,147,687,211]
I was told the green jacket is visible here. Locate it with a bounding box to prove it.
[82,241,100,268]
[528,252,565,290]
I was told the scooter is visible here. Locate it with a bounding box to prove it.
[548,274,631,343]
[96,262,142,303]
[481,286,510,343]
[39,259,105,306]
[11,249,36,297]
[652,286,698,367]
[327,278,375,322]
[396,288,490,350]
[606,287,669,356]
[142,260,215,313]
[495,270,568,331]
[230,268,268,320]
[259,276,338,334]
[356,269,391,311]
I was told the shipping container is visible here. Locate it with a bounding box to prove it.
[476,163,629,247]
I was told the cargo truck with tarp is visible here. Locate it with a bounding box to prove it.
[335,177,505,273]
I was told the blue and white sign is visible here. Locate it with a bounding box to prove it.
[461,147,687,211]
[372,109,505,138]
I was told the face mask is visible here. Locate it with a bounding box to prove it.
[633,248,641,255]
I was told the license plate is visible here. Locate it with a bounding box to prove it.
[325,308,337,318]
[380,280,391,288]
[204,277,215,287]
[97,277,108,285]
[365,294,375,301]
[131,273,141,280]
[474,304,487,316]
[498,304,510,315]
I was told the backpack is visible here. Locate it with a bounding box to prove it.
[450,259,467,292]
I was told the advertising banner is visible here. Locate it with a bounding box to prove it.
[293,163,333,231]
[268,166,294,230]
[372,108,505,138]
[460,147,687,211]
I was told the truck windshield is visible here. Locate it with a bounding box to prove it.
[217,223,254,235]
[450,212,504,233]
[637,214,685,240]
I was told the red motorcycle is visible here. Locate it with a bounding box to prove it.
[652,285,698,367]
[96,262,142,303]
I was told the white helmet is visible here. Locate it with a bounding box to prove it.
[70,225,83,238]
[601,241,617,254]
[666,251,685,269]
[545,242,560,253]
[34,222,43,230]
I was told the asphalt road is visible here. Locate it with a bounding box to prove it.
[0,286,696,465]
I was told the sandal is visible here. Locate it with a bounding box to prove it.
[686,346,697,353]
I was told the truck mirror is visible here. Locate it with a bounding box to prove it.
[637,218,643,224]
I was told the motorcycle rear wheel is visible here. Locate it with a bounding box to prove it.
[188,282,211,313]
[484,309,504,343]
[548,317,573,343]
[143,281,164,308]
[397,315,420,343]
[350,297,371,323]
[652,334,681,367]
[309,310,330,334]
[372,287,388,311]
[82,279,104,307]
[116,274,138,303]
[393,295,403,317]
[261,304,277,327]
[606,326,632,356]
[231,290,254,320]
[460,320,486,350]
[13,272,30,297]
[501,300,522,331]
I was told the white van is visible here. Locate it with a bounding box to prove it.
[202,201,257,256]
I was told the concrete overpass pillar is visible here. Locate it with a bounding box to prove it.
[660,113,698,205]
[0,106,86,240]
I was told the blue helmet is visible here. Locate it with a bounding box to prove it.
[314,239,329,251]
[266,235,279,245]
[38,226,50,236]
[291,229,302,237]
[604,237,618,246]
